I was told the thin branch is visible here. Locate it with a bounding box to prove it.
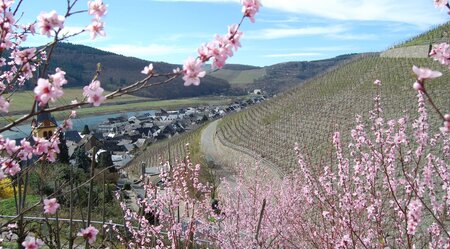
[422,89,445,121]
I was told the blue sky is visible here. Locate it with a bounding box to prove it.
[19,0,449,66]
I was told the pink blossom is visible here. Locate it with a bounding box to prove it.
[407,200,423,235]
[23,23,36,35]
[43,198,60,215]
[374,79,381,86]
[433,0,449,8]
[413,81,425,92]
[4,138,18,156]
[440,114,450,132]
[86,19,106,40]
[46,138,60,162]
[21,237,43,249]
[209,35,233,69]
[445,114,450,122]
[0,168,5,180]
[1,12,15,32]
[196,35,232,69]
[241,0,262,23]
[441,120,450,133]
[7,223,17,229]
[70,110,77,118]
[33,137,50,156]
[20,63,36,82]
[1,159,20,176]
[62,119,73,130]
[182,57,206,86]
[0,33,13,49]
[78,226,99,244]
[412,65,442,81]
[49,68,67,88]
[227,24,243,51]
[0,96,10,113]
[34,78,63,106]
[198,43,210,62]
[412,65,442,91]
[18,139,33,161]
[83,80,106,106]
[429,43,450,66]
[88,0,108,18]
[141,63,154,75]
[11,48,36,65]
[37,10,65,37]
[0,0,14,10]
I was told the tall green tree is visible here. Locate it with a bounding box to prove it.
[73,147,91,172]
[98,151,113,169]
[57,133,70,164]
[81,125,90,135]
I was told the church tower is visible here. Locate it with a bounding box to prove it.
[31,104,57,139]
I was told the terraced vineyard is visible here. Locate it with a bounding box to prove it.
[217,55,450,173]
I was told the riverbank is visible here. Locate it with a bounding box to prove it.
[0,96,235,127]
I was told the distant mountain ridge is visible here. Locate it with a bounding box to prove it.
[42,42,362,98]
[46,43,234,99]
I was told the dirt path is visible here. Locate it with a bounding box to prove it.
[200,119,237,185]
[200,119,282,189]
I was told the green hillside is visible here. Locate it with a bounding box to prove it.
[217,55,449,172]
[44,43,236,99]
[210,68,266,87]
[211,54,359,94]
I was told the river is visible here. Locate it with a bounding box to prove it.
[1,109,156,140]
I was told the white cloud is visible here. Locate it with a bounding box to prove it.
[264,52,322,58]
[153,0,447,27]
[327,33,378,41]
[100,43,191,58]
[22,26,93,47]
[258,16,301,23]
[304,45,355,52]
[310,1,445,27]
[60,26,87,35]
[246,25,347,39]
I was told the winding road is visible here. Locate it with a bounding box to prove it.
[200,119,282,187]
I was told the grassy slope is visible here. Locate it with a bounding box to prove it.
[6,89,150,113]
[210,68,266,86]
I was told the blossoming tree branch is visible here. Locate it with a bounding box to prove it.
[0,0,261,247]
[0,0,448,248]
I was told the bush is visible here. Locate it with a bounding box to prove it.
[0,178,14,199]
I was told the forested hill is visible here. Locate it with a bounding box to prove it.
[46,43,235,99]
[43,43,363,98]
[250,53,362,94]
[210,53,361,95]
